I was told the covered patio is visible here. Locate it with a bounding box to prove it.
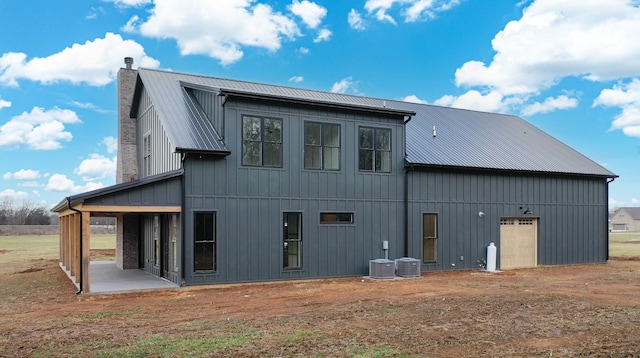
[52,171,183,294]
[89,261,178,294]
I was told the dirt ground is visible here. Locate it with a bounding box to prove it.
[1,252,640,357]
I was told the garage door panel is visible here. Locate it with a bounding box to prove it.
[500,218,537,269]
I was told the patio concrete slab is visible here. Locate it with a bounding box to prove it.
[89,261,179,294]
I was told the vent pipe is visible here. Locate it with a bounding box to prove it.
[124,57,133,70]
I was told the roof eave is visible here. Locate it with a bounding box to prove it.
[405,162,618,179]
[175,147,231,157]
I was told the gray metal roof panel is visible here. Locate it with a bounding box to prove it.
[136,68,616,178]
[51,170,184,212]
[399,102,616,177]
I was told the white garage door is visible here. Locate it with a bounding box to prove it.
[499,218,537,269]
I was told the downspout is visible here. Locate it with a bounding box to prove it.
[180,153,187,286]
[67,197,84,295]
[404,165,414,258]
[219,93,227,142]
[606,177,616,261]
[403,115,413,258]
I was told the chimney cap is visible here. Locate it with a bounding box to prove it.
[124,57,134,69]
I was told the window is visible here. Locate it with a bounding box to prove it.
[242,116,282,167]
[171,214,178,272]
[153,215,159,266]
[320,212,354,224]
[143,133,152,176]
[423,214,437,263]
[304,122,340,170]
[283,213,302,269]
[194,212,216,272]
[500,219,515,225]
[358,127,391,172]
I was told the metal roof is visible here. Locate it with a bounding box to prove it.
[615,207,640,220]
[51,170,183,212]
[134,68,413,155]
[398,102,616,177]
[134,68,616,178]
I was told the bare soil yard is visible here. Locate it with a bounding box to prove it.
[1,251,640,357]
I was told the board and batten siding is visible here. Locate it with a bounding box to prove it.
[136,86,182,178]
[182,97,407,284]
[407,169,609,271]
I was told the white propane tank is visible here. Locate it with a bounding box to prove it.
[486,242,497,272]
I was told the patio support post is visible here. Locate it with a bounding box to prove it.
[82,212,91,293]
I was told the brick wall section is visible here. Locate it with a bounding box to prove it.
[116,66,138,183]
[116,215,139,269]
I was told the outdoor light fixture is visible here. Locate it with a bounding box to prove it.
[520,205,533,215]
[478,211,485,218]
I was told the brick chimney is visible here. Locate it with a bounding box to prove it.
[116,57,138,183]
[116,57,140,270]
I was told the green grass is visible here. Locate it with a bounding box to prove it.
[91,328,261,357]
[609,231,640,257]
[0,234,115,272]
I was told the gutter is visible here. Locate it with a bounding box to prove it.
[67,197,84,295]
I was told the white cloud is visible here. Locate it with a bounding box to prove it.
[45,174,104,193]
[289,76,304,83]
[299,47,310,54]
[632,198,640,205]
[434,90,513,113]
[0,32,159,87]
[454,0,640,95]
[521,95,578,116]
[0,96,10,110]
[105,0,152,7]
[594,79,640,138]
[4,169,41,181]
[138,0,300,66]
[0,107,81,150]
[403,95,428,104]
[314,28,332,43]
[74,154,117,181]
[17,181,40,188]
[594,79,640,107]
[122,15,141,33]
[102,136,118,154]
[0,189,30,202]
[288,0,327,29]
[70,101,111,114]
[364,0,461,24]
[331,77,355,94]
[45,174,78,192]
[348,9,366,30]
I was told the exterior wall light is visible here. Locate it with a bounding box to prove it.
[520,205,533,215]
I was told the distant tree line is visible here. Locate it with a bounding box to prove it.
[0,199,55,225]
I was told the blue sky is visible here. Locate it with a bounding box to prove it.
[1,0,639,209]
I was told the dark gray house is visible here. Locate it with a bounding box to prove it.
[54,62,617,293]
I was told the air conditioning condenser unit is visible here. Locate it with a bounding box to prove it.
[369,259,395,279]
